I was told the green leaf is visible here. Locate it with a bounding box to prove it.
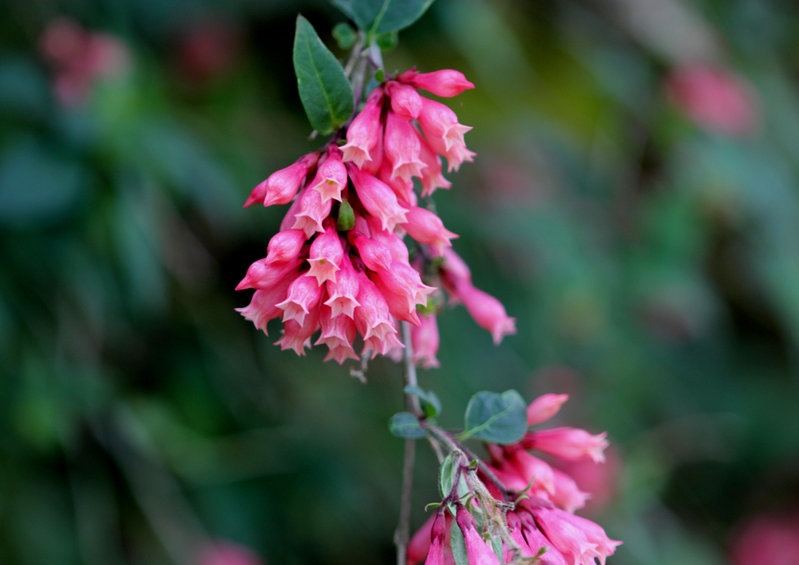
[293,15,354,134]
[404,385,441,418]
[438,450,460,498]
[450,516,469,565]
[332,22,357,49]
[337,198,355,230]
[460,390,527,444]
[389,411,426,439]
[330,0,436,35]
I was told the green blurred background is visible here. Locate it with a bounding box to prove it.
[2,0,799,563]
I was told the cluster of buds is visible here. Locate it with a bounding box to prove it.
[408,394,621,564]
[237,68,515,364]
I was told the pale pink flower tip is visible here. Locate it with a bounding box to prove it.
[457,283,516,344]
[526,393,570,426]
[398,68,475,98]
[528,427,609,463]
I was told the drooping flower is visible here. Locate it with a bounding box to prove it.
[237,66,511,366]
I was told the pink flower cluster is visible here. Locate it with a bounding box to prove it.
[237,69,515,364]
[38,17,128,106]
[408,394,620,564]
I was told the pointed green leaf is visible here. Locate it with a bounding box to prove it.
[293,15,353,134]
[438,450,460,498]
[330,0,436,35]
[389,411,426,439]
[450,516,469,565]
[460,390,527,444]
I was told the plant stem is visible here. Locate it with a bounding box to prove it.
[395,322,420,565]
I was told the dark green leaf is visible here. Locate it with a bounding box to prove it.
[460,390,527,444]
[389,411,426,439]
[337,198,355,231]
[330,0,436,35]
[293,15,353,134]
[404,385,441,418]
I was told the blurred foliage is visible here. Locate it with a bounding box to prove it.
[2,0,799,564]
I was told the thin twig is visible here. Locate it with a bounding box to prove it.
[394,322,421,565]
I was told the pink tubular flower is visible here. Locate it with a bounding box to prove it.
[456,505,500,565]
[372,260,435,325]
[306,225,344,285]
[275,273,323,326]
[235,257,301,291]
[246,153,317,207]
[412,313,440,369]
[309,149,347,202]
[348,165,408,232]
[316,307,358,364]
[236,285,291,334]
[455,282,516,345]
[417,97,476,172]
[349,231,393,272]
[398,68,475,98]
[323,255,360,318]
[263,229,307,265]
[340,88,384,168]
[417,138,452,197]
[408,513,437,565]
[387,81,423,119]
[291,185,333,238]
[523,427,609,463]
[354,272,404,357]
[274,307,320,356]
[384,112,428,182]
[402,206,458,256]
[424,511,455,565]
[527,393,570,426]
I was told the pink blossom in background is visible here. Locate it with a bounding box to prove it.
[729,512,799,565]
[38,17,128,106]
[666,64,759,137]
[173,18,241,85]
[196,541,264,565]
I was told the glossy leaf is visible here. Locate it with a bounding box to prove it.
[460,390,527,444]
[293,15,353,134]
[330,0,435,35]
[389,411,426,439]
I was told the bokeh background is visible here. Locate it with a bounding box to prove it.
[2,0,799,563]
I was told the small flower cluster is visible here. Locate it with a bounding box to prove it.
[38,17,128,106]
[237,69,515,364]
[408,394,620,564]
